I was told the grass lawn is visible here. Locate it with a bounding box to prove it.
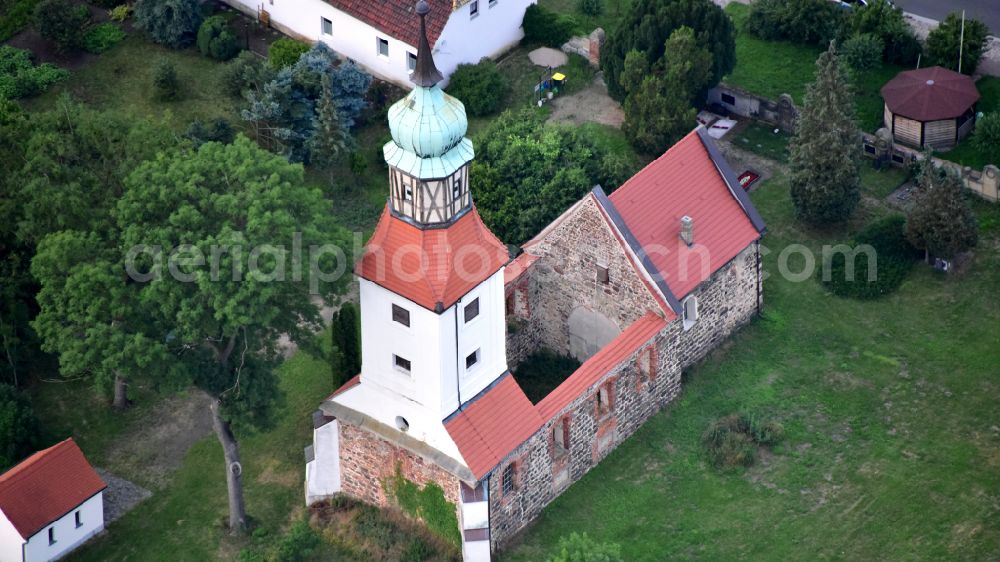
[859,165,908,199]
[502,170,1000,561]
[538,0,632,39]
[939,77,1000,170]
[733,121,791,163]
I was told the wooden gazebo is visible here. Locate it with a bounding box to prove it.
[881,66,980,150]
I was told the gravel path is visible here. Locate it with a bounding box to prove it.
[96,468,152,525]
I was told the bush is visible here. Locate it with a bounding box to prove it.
[523,4,577,48]
[841,33,883,71]
[186,118,235,148]
[972,113,1000,162]
[268,37,310,69]
[445,59,508,116]
[0,46,68,99]
[151,59,179,101]
[0,0,40,42]
[108,4,130,22]
[926,12,989,75]
[134,0,202,49]
[34,0,89,53]
[82,22,126,54]
[578,0,602,17]
[745,0,844,45]
[220,50,273,98]
[702,413,784,468]
[822,214,918,299]
[849,0,922,65]
[547,532,624,562]
[196,15,239,61]
[0,383,40,471]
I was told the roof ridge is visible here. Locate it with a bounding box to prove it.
[0,438,75,486]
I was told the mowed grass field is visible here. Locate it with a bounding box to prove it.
[502,174,1000,560]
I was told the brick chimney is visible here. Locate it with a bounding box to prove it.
[680,216,694,246]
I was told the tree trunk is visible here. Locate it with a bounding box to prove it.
[210,399,247,534]
[112,374,129,410]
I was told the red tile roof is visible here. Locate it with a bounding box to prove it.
[357,207,509,311]
[328,374,361,400]
[608,129,762,299]
[881,66,980,121]
[0,438,106,539]
[323,0,452,48]
[536,312,665,420]
[445,375,543,480]
[503,253,538,286]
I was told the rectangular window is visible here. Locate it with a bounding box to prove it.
[682,296,699,330]
[470,0,479,17]
[321,17,332,35]
[465,349,480,370]
[461,481,487,502]
[452,178,462,200]
[404,186,413,201]
[394,354,411,373]
[501,463,515,495]
[597,265,610,284]
[553,417,570,452]
[392,304,410,327]
[407,52,417,73]
[489,0,497,6]
[721,93,736,105]
[377,37,389,58]
[48,527,56,545]
[464,298,480,323]
[596,383,613,416]
[75,511,82,528]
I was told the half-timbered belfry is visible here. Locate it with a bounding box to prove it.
[383,0,475,226]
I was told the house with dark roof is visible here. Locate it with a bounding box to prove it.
[0,439,107,562]
[303,7,765,561]
[222,0,535,86]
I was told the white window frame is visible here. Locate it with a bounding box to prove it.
[376,37,389,58]
[407,52,417,73]
[393,354,412,374]
[489,0,497,6]
[463,297,480,324]
[391,303,410,328]
[682,296,699,331]
[465,348,481,371]
[74,510,82,528]
[320,17,333,36]
[470,0,479,18]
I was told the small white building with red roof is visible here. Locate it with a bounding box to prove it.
[0,439,107,562]
[222,0,535,86]
[303,6,766,561]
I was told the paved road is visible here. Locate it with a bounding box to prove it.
[894,0,1000,36]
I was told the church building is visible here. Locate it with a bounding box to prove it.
[304,3,767,560]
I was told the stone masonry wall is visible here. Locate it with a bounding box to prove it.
[338,422,462,514]
[509,196,663,359]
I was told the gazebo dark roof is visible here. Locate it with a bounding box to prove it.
[881,66,980,122]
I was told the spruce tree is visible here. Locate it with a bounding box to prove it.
[789,42,861,225]
[309,81,351,175]
[905,168,978,261]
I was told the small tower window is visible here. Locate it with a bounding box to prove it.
[393,354,411,373]
[407,52,417,73]
[452,178,462,200]
[48,527,56,545]
[470,0,479,18]
[392,304,410,327]
[404,186,413,201]
[75,510,82,528]
[464,298,480,322]
[465,349,480,370]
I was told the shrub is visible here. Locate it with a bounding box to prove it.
[134,0,202,49]
[972,113,1000,162]
[849,0,922,65]
[547,532,624,562]
[745,0,844,45]
[841,33,883,71]
[926,12,989,75]
[523,4,577,48]
[268,37,310,69]
[220,50,273,98]
[0,0,40,42]
[0,383,40,471]
[445,59,508,116]
[349,151,368,176]
[0,46,68,99]
[822,215,918,299]
[272,520,320,562]
[514,349,581,403]
[702,413,783,468]
[34,0,89,53]
[151,58,179,101]
[196,15,239,60]
[578,0,602,17]
[108,4,130,21]
[82,22,126,54]
[186,118,235,148]
[906,169,978,260]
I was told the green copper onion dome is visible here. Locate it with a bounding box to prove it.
[383,0,474,179]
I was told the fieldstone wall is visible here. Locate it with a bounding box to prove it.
[338,422,461,510]
[509,196,663,361]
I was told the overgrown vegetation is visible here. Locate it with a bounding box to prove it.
[513,349,582,404]
[522,3,578,48]
[702,413,784,468]
[33,0,89,53]
[0,0,40,41]
[446,59,509,117]
[547,532,624,562]
[0,46,68,100]
[384,465,462,548]
[744,0,842,46]
[0,383,40,470]
[268,37,310,69]
[196,15,239,61]
[82,23,127,54]
[134,0,202,49]
[822,214,918,299]
[926,12,989,75]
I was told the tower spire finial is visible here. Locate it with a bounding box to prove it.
[412,0,444,87]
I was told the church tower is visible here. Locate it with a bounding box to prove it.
[339,0,509,454]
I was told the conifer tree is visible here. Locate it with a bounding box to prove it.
[332,303,360,383]
[309,81,351,176]
[789,42,861,225]
[905,167,978,261]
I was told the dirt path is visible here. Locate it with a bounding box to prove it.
[547,73,624,128]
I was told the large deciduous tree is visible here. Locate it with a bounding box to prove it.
[905,167,978,261]
[134,0,203,49]
[789,42,861,225]
[117,136,350,532]
[601,0,734,101]
[926,12,989,75]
